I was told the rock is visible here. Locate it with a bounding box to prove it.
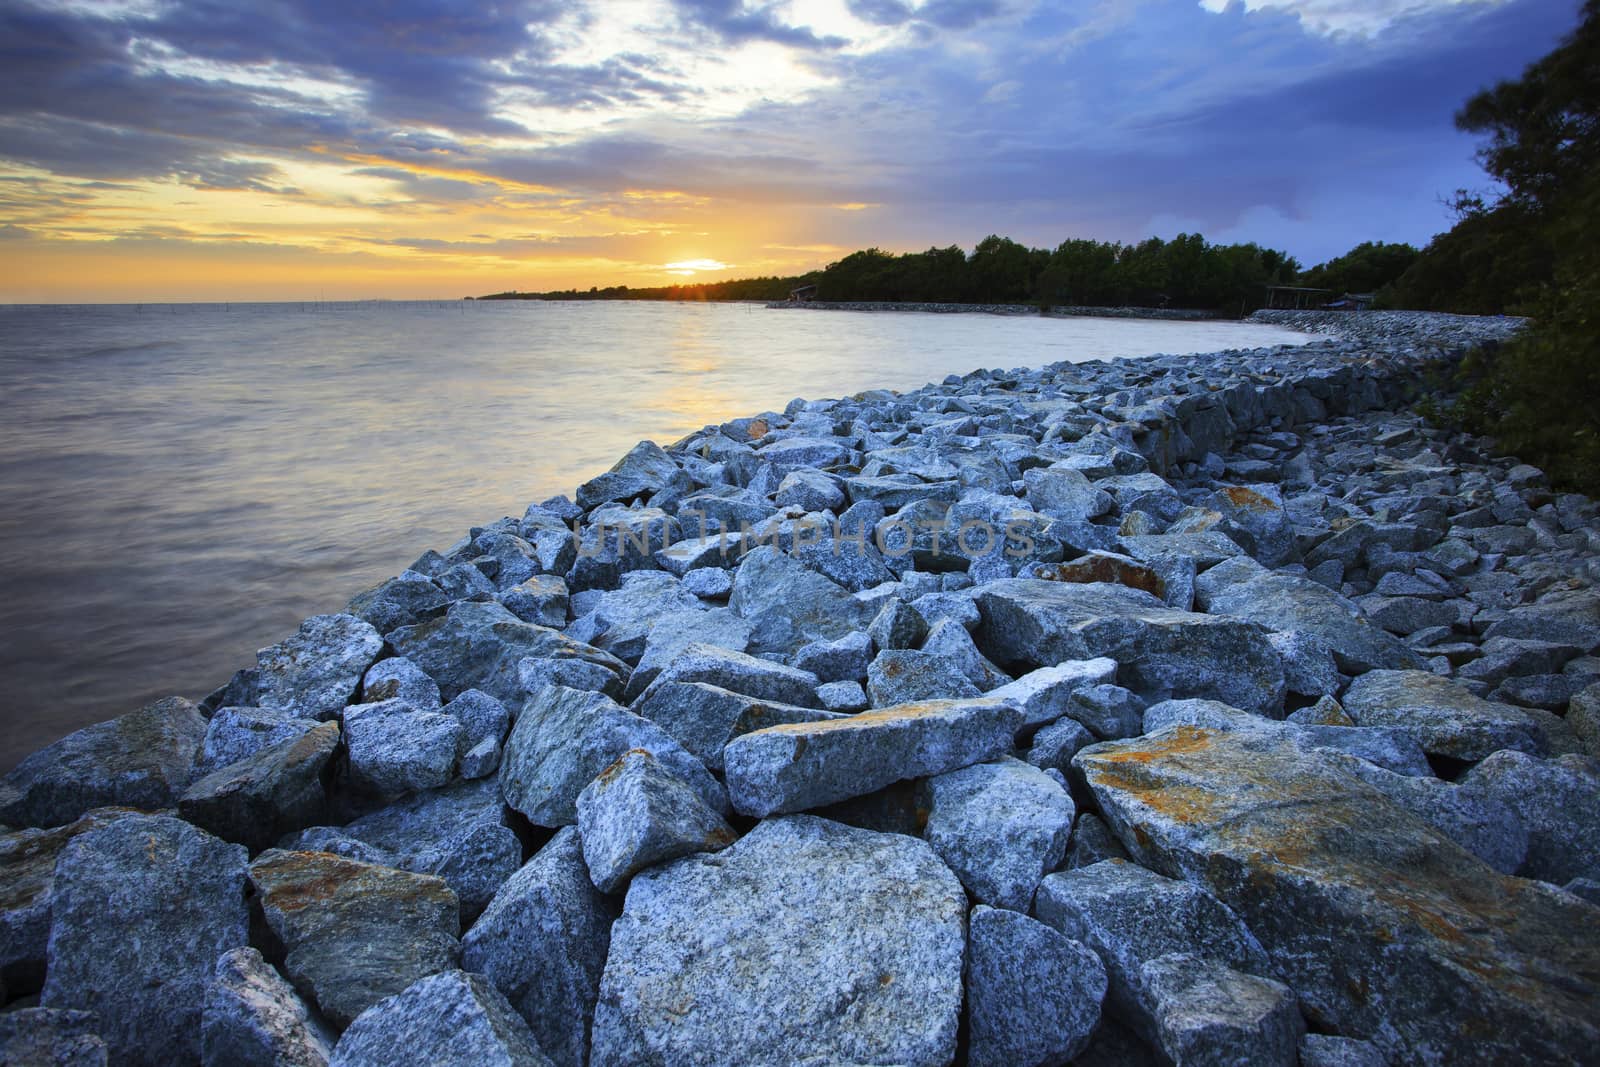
[817,679,869,711]
[680,566,733,599]
[1571,683,1600,758]
[1139,699,1432,777]
[1025,716,1096,775]
[591,816,966,1067]
[342,700,460,797]
[442,690,510,777]
[249,850,461,1030]
[1023,466,1113,521]
[388,600,629,705]
[792,631,873,682]
[1067,683,1147,739]
[0,1008,108,1066]
[201,947,335,1067]
[41,812,249,1065]
[868,597,928,651]
[919,757,1073,910]
[1337,758,1528,874]
[346,574,450,634]
[294,777,521,919]
[501,575,571,628]
[1267,630,1342,697]
[1195,560,1420,673]
[576,750,736,893]
[1139,953,1303,1067]
[463,828,615,1067]
[254,614,384,720]
[0,696,207,828]
[1287,694,1353,726]
[1298,1034,1389,1067]
[965,905,1107,1067]
[1359,594,1462,636]
[867,649,982,705]
[197,706,322,775]
[360,657,441,708]
[329,970,552,1067]
[178,722,340,852]
[1207,483,1296,565]
[640,642,820,707]
[0,808,129,997]
[500,686,726,827]
[1026,551,1169,600]
[775,468,846,512]
[974,580,1285,715]
[1565,877,1600,906]
[1459,749,1600,884]
[724,697,1022,817]
[1034,859,1271,1042]
[911,591,983,632]
[576,440,684,509]
[1074,726,1600,1063]
[1482,589,1600,652]
[1342,669,1549,760]
[630,680,839,771]
[986,658,1119,727]
[1064,812,1130,869]
[920,618,1010,690]
[729,546,878,656]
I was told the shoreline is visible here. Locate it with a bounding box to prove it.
[4,308,1598,1065]
[766,298,1226,320]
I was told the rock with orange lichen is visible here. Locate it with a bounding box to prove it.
[179,721,340,852]
[248,849,461,1030]
[722,697,1022,817]
[1207,482,1296,566]
[1074,726,1600,1064]
[590,815,965,1067]
[1342,669,1549,760]
[973,579,1285,715]
[575,749,735,894]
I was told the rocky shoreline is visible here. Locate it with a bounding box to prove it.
[4,309,1598,1066]
[768,299,1224,320]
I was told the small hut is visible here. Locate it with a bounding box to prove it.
[788,284,818,304]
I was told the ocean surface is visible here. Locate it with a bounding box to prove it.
[0,300,1317,769]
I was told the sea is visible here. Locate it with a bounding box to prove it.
[0,300,1317,769]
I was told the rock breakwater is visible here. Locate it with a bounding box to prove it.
[4,309,1599,1066]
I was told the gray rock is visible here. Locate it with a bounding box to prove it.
[249,849,461,1030]
[1267,630,1342,697]
[1459,749,1600,884]
[1073,726,1600,1063]
[576,440,685,509]
[1298,1034,1389,1067]
[775,468,845,512]
[1207,483,1296,565]
[910,591,982,631]
[1024,466,1113,521]
[0,808,130,999]
[198,706,322,775]
[42,812,249,1065]
[1067,683,1146,739]
[919,757,1073,910]
[618,606,756,700]
[965,905,1107,1067]
[462,828,615,1067]
[816,679,869,711]
[1337,758,1528,874]
[974,580,1285,715]
[591,816,965,1067]
[724,697,1022,817]
[1064,811,1130,869]
[792,631,873,682]
[576,750,737,893]
[867,648,983,705]
[1140,953,1303,1067]
[0,1008,108,1066]
[389,600,629,705]
[1025,716,1096,775]
[1359,594,1462,636]
[1342,669,1549,760]
[442,690,510,777]
[680,566,733,599]
[0,696,207,828]
[254,614,384,720]
[179,721,340,852]
[1194,560,1420,674]
[1138,699,1433,776]
[1564,877,1600,906]
[1571,683,1600,759]
[516,656,625,702]
[201,947,335,1067]
[1482,589,1600,652]
[342,700,460,797]
[1034,859,1271,1042]
[330,970,552,1067]
[986,658,1119,727]
[729,546,876,655]
[640,642,820,707]
[1286,694,1354,726]
[500,685,726,826]
[920,618,1010,690]
[630,679,840,771]
[868,597,928,651]
[346,574,449,634]
[360,657,441,708]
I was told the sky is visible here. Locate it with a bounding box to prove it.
[0,0,1582,302]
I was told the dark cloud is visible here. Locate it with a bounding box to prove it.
[669,0,847,48]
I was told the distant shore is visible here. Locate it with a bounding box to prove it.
[766,300,1225,321]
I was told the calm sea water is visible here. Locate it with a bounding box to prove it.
[0,300,1316,769]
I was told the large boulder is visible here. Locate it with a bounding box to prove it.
[196,706,323,776]
[1482,589,1600,652]
[41,812,250,1066]
[575,750,736,893]
[0,697,207,828]
[1140,953,1304,1067]
[329,970,553,1067]
[1342,670,1549,761]
[254,614,385,719]
[249,850,461,1030]
[630,680,841,771]
[591,816,966,1067]
[1073,726,1600,1063]
[638,643,820,707]
[342,700,461,797]
[388,600,628,705]
[499,686,725,827]
[974,579,1285,715]
[0,1008,109,1066]
[723,698,1022,817]
[964,905,1106,1067]
[179,722,340,852]
[986,658,1119,727]
[1459,749,1600,884]
[200,947,335,1067]
[463,828,616,1067]
[728,546,877,656]
[576,440,684,509]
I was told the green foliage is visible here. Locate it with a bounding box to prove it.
[1299,241,1419,296]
